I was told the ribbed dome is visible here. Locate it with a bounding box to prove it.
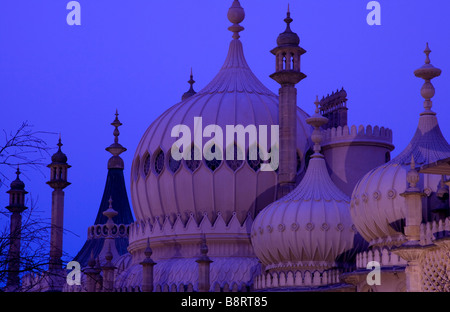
[351,112,450,246]
[351,45,450,247]
[131,36,312,227]
[251,156,355,270]
[251,102,355,271]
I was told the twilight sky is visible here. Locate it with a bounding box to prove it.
[1,0,450,259]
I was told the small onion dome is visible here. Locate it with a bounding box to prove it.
[10,167,25,191]
[51,136,68,164]
[251,98,354,270]
[351,44,450,247]
[276,6,300,47]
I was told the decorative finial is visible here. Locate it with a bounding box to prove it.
[227,0,245,39]
[140,238,156,268]
[200,234,209,256]
[314,95,320,114]
[57,134,63,151]
[182,68,197,101]
[106,110,127,164]
[15,165,21,179]
[306,96,328,157]
[406,155,420,190]
[188,68,195,89]
[410,154,416,170]
[414,43,442,114]
[284,4,293,28]
[144,238,153,258]
[424,42,431,65]
[103,196,118,225]
[111,110,122,144]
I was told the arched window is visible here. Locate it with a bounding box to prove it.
[226,143,244,171]
[185,145,201,172]
[247,146,262,172]
[168,148,181,173]
[143,153,151,176]
[205,144,222,172]
[154,149,165,175]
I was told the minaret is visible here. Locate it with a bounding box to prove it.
[270,5,306,197]
[5,167,28,291]
[46,135,70,290]
[181,68,197,101]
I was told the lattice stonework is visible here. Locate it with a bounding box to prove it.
[421,248,450,292]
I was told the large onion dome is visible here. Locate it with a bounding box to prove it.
[351,44,450,247]
[130,1,312,226]
[251,98,355,271]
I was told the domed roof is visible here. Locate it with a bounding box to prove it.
[251,99,355,270]
[351,45,450,247]
[131,2,312,227]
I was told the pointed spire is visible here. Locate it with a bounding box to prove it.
[414,43,442,114]
[227,0,245,39]
[284,4,293,30]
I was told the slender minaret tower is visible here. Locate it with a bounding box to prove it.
[5,167,28,291]
[270,6,306,197]
[46,136,70,290]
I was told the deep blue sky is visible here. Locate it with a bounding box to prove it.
[1,1,450,259]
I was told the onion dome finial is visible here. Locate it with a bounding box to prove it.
[227,0,245,39]
[414,43,442,113]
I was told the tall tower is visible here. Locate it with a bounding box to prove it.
[46,136,70,290]
[270,6,306,197]
[5,167,28,291]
